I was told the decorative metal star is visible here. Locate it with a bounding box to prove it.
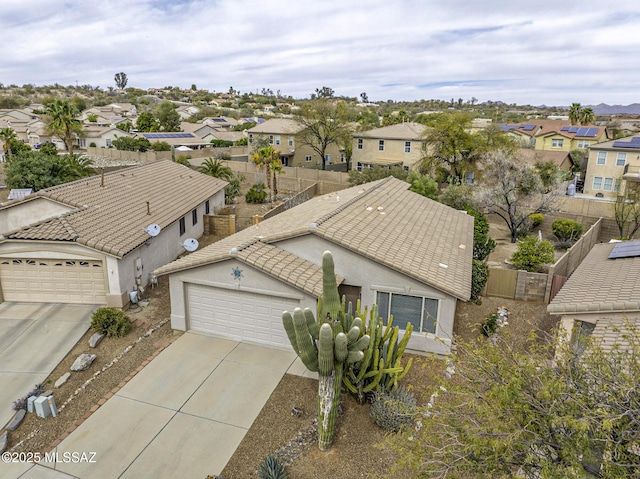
[231,266,243,281]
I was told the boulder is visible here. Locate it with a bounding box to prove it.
[6,409,26,431]
[89,332,105,348]
[55,372,71,388]
[71,353,96,372]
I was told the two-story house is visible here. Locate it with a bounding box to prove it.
[246,118,343,168]
[352,122,426,171]
[500,120,607,151]
[584,136,640,199]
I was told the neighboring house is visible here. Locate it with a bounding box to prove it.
[352,122,426,171]
[548,241,640,352]
[0,160,227,307]
[137,132,211,149]
[247,118,342,168]
[534,125,607,151]
[583,136,640,199]
[82,126,134,149]
[154,177,474,356]
[176,105,200,120]
[500,120,606,150]
[518,148,575,172]
[201,117,241,130]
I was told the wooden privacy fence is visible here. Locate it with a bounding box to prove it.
[485,269,518,299]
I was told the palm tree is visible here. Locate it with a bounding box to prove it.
[269,157,285,201]
[198,157,233,181]
[0,127,17,161]
[579,107,595,126]
[252,146,280,200]
[45,98,82,155]
[568,103,582,125]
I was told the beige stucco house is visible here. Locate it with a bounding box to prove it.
[583,136,640,199]
[0,161,227,307]
[247,118,343,168]
[154,177,474,356]
[352,122,426,171]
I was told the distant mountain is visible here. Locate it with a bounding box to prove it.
[589,103,640,115]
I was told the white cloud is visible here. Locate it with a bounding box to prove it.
[1,0,640,105]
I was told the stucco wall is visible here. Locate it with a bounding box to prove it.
[352,137,422,169]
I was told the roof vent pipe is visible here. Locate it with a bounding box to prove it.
[146,201,151,215]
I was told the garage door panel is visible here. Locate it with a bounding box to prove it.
[0,258,106,304]
[186,283,299,348]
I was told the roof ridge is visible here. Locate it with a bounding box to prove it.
[58,216,79,239]
[314,177,394,226]
[2,208,83,238]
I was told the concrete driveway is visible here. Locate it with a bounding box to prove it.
[3,333,315,479]
[0,303,96,428]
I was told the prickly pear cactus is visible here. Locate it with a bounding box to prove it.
[282,251,369,450]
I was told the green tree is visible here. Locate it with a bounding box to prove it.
[296,99,352,170]
[156,101,181,131]
[251,146,282,202]
[135,112,159,132]
[0,127,17,161]
[407,171,437,199]
[388,326,640,478]
[198,158,233,181]
[44,98,83,155]
[149,141,171,152]
[111,136,151,152]
[116,121,133,132]
[39,142,58,156]
[437,184,476,210]
[5,151,93,190]
[114,72,128,89]
[476,149,563,243]
[510,236,556,271]
[87,113,98,123]
[420,112,501,183]
[580,107,595,125]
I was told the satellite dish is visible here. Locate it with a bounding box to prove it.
[144,224,161,237]
[181,238,199,252]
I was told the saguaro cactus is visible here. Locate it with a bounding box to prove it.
[282,251,369,451]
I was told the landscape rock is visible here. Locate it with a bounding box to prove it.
[71,354,96,372]
[42,390,53,398]
[55,372,71,388]
[138,300,150,307]
[0,431,7,454]
[89,332,105,348]
[6,409,26,431]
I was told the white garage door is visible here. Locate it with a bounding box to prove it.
[186,283,300,347]
[0,258,106,304]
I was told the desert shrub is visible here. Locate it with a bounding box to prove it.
[482,312,499,336]
[13,383,45,411]
[257,455,288,479]
[552,218,583,242]
[370,386,417,433]
[245,182,267,204]
[465,207,496,261]
[91,307,132,338]
[529,213,544,227]
[224,174,244,205]
[510,237,556,272]
[437,184,476,210]
[471,259,489,301]
[89,142,97,148]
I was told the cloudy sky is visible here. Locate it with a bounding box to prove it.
[3,0,640,106]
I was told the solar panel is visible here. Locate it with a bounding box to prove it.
[569,127,579,133]
[608,240,640,259]
[212,118,226,123]
[613,138,640,148]
[584,128,598,137]
[522,124,535,131]
[576,127,589,136]
[142,133,195,139]
[560,126,570,131]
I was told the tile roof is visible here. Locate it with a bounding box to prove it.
[356,122,426,140]
[1,160,227,258]
[548,242,640,314]
[247,118,303,135]
[154,177,474,300]
[518,149,573,168]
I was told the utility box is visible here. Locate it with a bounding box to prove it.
[34,396,51,418]
[27,396,37,413]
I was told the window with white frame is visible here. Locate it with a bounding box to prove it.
[269,135,274,144]
[376,291,438,334]
[340,152,345,163]
[616,152,627,167]
[404,141,411,153]
[275,135,281,145]
[357,162,363,172]
[577,140,590,149]
[596,151,606,165]
[288,136,294,146]
[106,139,112,147]
[603,178,614,191]
[551,138,564,148]
[305,155,312,162]
[357,138,363,150]
[593,176,603,190]
[325,154,331,164]
[378,140,385,151]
